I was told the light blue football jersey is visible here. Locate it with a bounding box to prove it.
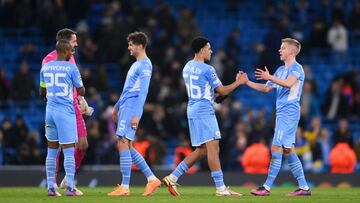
[116,58,152,117]
[266,62,305,120]
[40,60,83,113]
[183,60,222,119]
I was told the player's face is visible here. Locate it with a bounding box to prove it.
[128,41,143,57]
[68,34,78,54]
[202,43,213,61]
[279,42,289,61]
[279,42,296,61]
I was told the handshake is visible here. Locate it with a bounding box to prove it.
[78,96,94,116]
[236,71,249,85]
[214,70,249,103]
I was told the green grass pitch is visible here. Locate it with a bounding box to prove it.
[1,186,360,203]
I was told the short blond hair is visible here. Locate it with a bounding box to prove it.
[282,38,301,55]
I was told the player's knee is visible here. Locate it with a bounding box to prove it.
[117,137,129,150]
[283,147,291,155]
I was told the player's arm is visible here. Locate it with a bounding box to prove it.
[256,66,297,88]
[111,100,120,123]
[215,71,248,96]
[246,81,274,93]
[77,87,85,96]
[39,70,47,100]
[39,87,47,97]
[131,67,152,129]
[71,65,86,96]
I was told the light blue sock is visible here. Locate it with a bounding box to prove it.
[287,153,309,189]
[120,150,132,187]
[170,161,189,181]
[211,170,225,190]
[130,149,155,181]
[46,148,59,189]
[264,151,283,189]
[63,147,75,189]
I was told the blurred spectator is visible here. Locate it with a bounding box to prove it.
[295,126,313,171]
[155,3,177,44]
[304,116,322,151]
[78,36,98,63]
[349,0,360,38]
[353,89,360,119]
[313,128,331,172]
[11,61,36,101]
[225,28,241,66]
[0,68,10,102]
[1,118,15,164]
[38,0,68,38]
[17,43,39,63]
[333,118,353,148]
[177,6,199,44]
[332,0,345,23]
[1,118,15,149]
[12,116,29,146]
[301,81,320,120]
[211,49,226,78]
[81,67,96,89]
[241,139,270,174]
[83,120,101,165]
[86,87,103,118]
[308,19,328,49]
[293,0,310,27]
[249,108,269,145]
[94,65,109,91]
[327,19,348,53]
[229,123,248,170]
[15,131,42,165]
[0,130,3,165]
[322,79,348,119]
[329,142,356,173]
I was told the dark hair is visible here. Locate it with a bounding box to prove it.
[56,39,72,54]
[127,32,148,48]
[191,37,210,53]
[56,28,77,41]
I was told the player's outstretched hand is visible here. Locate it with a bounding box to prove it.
[255,66,271,80]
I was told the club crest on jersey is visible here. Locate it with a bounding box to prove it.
[211,72,217,79]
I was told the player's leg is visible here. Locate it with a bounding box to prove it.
[205,140,241,196]
[284,146,311,196]
[251,117,285,196]
[203,116,240,196]
[107,137,132,196]
[46,141,61,196]
[163,146,207,196]
[74,115,88,172]
[61,143,77,196]
[108,108,133,196]
[60,115,87,195]
[163,118,208,196]
[44,111,61,196]
[169,146,206,182]
[56,111,79,196]
[251,144,283,196]
[129,143,161,196]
